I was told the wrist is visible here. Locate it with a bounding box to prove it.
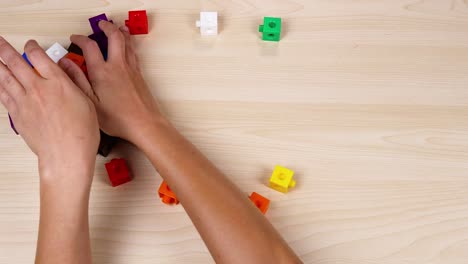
[130,115,173,150]
[39,156,95,194]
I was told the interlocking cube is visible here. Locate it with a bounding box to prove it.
[129,10,147,23]
[249,192,270,214]
[22,53,32,67]
[8,114,18,135]
[196,12,218,36]
[65,53,85,68]
[67,43,83,56]
[125,10,148,35]
[98,131,118,157]
[88,32,108,58]
[105,158,132,187]
[158,181,179,205]
[45,43,68,63]
[23,52,40,76]
[88,19,113,60]
[259,17,282,42]
[89,13,108,34]
[269,165,296,193]
[65,52,87,77]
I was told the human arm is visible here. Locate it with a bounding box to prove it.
[64,21,302,264]
[0,38,99,264]
[133,118,302,264]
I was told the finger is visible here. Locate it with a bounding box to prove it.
[119,26,138,68]
[0,84,16,113]
[98,20,126,62]
[0,36,39,87]
[24,40,62,79]
[0,60,26,101]
[70,34,104,69]
[58,58,98,104]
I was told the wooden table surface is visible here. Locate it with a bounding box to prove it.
[1,1,468,263]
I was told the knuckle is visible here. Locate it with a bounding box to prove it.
[0,90,13,108]
[110,29,124,42]
[0,89,7,100]
[8,56,22,68]
[1,72,15,86]
[3,94,12,105]
[84,40,99,51]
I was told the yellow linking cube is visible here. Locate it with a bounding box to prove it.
[269,165,296,193]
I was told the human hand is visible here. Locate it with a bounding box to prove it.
[62,21,164,147]
[0,38,100,186]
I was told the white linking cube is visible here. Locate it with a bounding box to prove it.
[196,12,218,36]
[46,42,68,63]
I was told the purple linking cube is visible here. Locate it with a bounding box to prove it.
[88,15,113,61]
[8,114,18,135]
[88,32,108,55]
[89,13,108,34]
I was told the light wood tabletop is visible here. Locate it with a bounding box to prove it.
[1,0,468,263]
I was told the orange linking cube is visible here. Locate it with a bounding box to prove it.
[249,192,270,214]
[158,181,179,205]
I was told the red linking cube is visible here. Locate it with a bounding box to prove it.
[125,10,149,35]
[65,53,85,68]
[105,158,132,187]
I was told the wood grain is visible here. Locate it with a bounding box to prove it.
[1,0,468,263]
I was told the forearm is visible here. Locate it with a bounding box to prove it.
[135,118,301,264]
[35,164,93,264]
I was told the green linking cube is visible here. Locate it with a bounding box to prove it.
[259,17,282,42]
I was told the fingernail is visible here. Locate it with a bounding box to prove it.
[120,26,130,33]
[26,39,37,45]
